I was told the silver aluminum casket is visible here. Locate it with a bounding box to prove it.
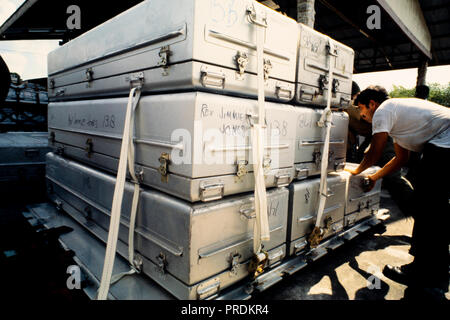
[46,152,288,299]
[48,91,296,202]
[47,0,298,102]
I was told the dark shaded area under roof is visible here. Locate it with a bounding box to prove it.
[0,0,449,74]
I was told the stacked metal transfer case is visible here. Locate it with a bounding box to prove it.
[45,0,381,300]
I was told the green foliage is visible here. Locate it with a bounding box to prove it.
[389,83,450,107]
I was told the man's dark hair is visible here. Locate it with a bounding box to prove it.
[351,81,360,98]
[415,85,430,100]
[354,85,390,107]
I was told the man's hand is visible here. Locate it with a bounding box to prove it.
[344,168,359,175]
[362,174,377,192]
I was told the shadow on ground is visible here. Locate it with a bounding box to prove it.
[253,195,415,300]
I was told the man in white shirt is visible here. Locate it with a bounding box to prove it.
[347,85,450,300]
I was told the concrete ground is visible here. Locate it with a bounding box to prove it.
[255,194,449,300]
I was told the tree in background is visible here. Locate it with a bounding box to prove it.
[389,82,450,107]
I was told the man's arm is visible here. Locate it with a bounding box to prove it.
[363,142,410,192]
[370,142,410,181]
[346,132,389,175]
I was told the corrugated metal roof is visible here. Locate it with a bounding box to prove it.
[0,0,449,73]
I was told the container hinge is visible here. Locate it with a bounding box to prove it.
[197,278,221,300]
[229,252,242,276]
[85,138,93,158]
[263,59,272,81]
[236,159,249,180]
[158,153,170,183]
[156,252,167,275]
[235,51,249,78]
[157,45,171,67]
[200,183,224,202]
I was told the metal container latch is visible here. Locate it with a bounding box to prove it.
[55,199,63,211]
[158,153,170,183]
[263,157,271,175]
[157,45,171,67]
[229,252,242,276]
[49,131,56,145]
[85,138,93,158]
[263,59,272,81]
[85,68,93,82]
[332,79,340,93]
[318,74,329,93]
[236,159,249,180]
[235,51,249,78]
[313,150,322,167]
[156,252,167,275]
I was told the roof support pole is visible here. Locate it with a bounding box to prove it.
[297,0,316,28]
[415,59,429,99]
[416,59,428,87]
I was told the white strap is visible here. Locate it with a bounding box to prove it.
[97,87,141,300]
[315,39,335,229]
[252,10,270,254]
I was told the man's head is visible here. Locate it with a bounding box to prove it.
[351,81,361,101]
[354,85,389,123]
